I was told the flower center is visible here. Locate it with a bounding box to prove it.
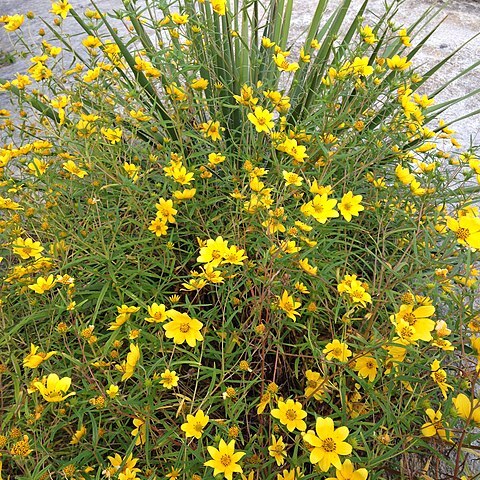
[456,227,470,241]
[321,437,336,452]
[220,454,232,467]
[403,313,416,325]
[285,409,297,421]
[194,422,204,432]
[366,360,375,369]
[433,371,446,383]
[179,323,190,333]
[307,380,318,388]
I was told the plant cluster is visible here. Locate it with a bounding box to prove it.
[0,0,480,479]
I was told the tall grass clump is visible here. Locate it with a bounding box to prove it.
[1,0,480,478]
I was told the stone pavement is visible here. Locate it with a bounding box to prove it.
[0,0,479,145]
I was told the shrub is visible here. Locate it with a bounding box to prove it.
[1,0,480,479]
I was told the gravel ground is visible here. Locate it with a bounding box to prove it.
[0,0,479,145]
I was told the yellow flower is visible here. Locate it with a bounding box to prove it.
[149,218,168,236]
[210,0,227,15]
[120,343,140,381]
[282,170,303,187]
[173,188,196,200]
[199,120,223,141]
[326,459,368,480]
[156,198,177,223]
[360,25,377,44]
[160,369,179,389]
[51,0,73,18]
[430,359,453,399]
[304,370,325,400]
[197,236,229,267]
[106,384,119,398]
[131,417,146,445]
[145,303,168,323]
[247,107,274,134]
[208,152,226,165]
[181,409,209,438]
[277,290,301,321]
[171,13,189,25]
[273,53,300,72]
[393,304,435,342]
[453,393,480,423]
[70,425,86,445]
[446,215,480,249]
[107,453,141,478]
[271,399,307,432]
[268,435,287,466]
[421,409,448,440]
[386,54,412,71]
[204,439,245,480]
[101,127,122,144]
[323,339,352,362]
[23,344,57,368]
[301,194,339,224]
[299,258,317,276]
[303,417,352,471]
[191,77,209,90]
[34,373,75,402]
[262,37,276,48]
[277,468,303,480]
[163,309,204,347]
[123,162,140,182]
[395,164,414,185]
[353,356,378,382]
[62,160,88,178]
[339,191,364,222]
[28,274,56,294]
[4,14,24,31]
[12,237,44,259]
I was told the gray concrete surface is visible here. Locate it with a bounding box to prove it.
[0,0,479,145]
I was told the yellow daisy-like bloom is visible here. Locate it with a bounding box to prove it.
[446,215,480,249]
[271,399,307,432]
[394,304,435,342]
[33,373,75,402]
[430,359,453,399]
[210,0,227,15]
[273,53,300,72]
[204,439,245,480]
[156,198,177,223]
[145,303,168,323]
[339,191,364,222]
[326,459,368,480]
[28,274,56,294]
[51,0,73,19]
[301,194,339,224]
[62,160,88,178]
[131,417,146,445]
[353,355,378,382]
[323,339,352,362]
[163,309,204,347]
[181,409,209,438]
[282,170,303,187]
[119,343,140,381]
[277,290,301,321]
[247,107,275,134]
[23,344,57,368]
[386,54,412,71]
[12,237,44,259]
[199,120,223,142]
[70,425,86,445]
[107,453,141,478]
[268,435,287,466]
[197,236,229,267]
[160,369,179,389]
[453,393,480,423]
[303,417,352,471]
[421,408,448,441]
[171,12,189,25]
[304,370,325,400]
[3,14,25,31]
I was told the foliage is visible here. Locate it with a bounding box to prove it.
[1,0,480,479]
